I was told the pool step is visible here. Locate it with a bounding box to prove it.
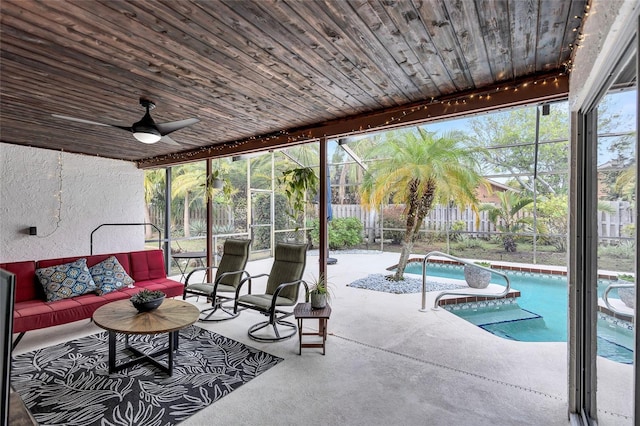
[453,303,538,325]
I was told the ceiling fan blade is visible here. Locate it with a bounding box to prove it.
[156,118,199,135]
[52,114,131,132]
[160,135,180,146]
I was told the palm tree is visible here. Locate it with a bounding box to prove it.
[361,128,485,281]
[480,191,534,252]
[143,169,165,239]
[171,162,207,238]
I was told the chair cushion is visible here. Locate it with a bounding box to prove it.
[89,255,135,295]
[265,243,307,300]
[35,258,97,302]
[215,239,251,288]
[238,293,296,309]
[186,282,236,296]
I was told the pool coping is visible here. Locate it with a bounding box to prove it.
[396,257,622,280]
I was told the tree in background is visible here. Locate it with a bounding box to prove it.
[144,169,165,239]
[361,128,485,281]
[171,162,207,238]
[468,104,569,196]
[536,194,569,252]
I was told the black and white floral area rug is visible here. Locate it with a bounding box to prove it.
[11,326,283,425]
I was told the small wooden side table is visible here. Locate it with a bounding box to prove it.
[294,302,331,355]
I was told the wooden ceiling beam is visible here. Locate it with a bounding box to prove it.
[137,71,569,169]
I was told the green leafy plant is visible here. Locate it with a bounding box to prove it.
[474,261,491,267]
[309,217,363,249]
[618,274,635,283]
[279,167,319,221]
[450,220,466,242]
[130,289,165,303]
[454,235,485,250]
[308,275,334,301]
[599,241,635,259]
[205,169,232,202]
[480,191,534,252]
[189,220,207,236]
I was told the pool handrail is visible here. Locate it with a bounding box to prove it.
[601,282,635,319]
[419,251,511,312]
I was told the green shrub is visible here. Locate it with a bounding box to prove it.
[310,217,364,249]
[450,220,466,241]
[599,241,635,259]
[455,234,485,249]
[189,220,207,236]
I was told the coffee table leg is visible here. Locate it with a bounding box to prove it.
[108,331,116,373]
[168,331,176,376]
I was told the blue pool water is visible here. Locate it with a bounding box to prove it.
[404,262,634,364]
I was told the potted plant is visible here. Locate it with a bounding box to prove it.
[308,275,332,309]
[617,274,635,309]
[205,169,232,202]
[130,289,166,312]
[279,167,318,221]
[463,261,492,289]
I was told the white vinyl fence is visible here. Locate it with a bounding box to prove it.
[330,201,634,242]
[150,201,633,243]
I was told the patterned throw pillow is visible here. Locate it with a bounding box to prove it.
[36,258,97,302]
[89,256,135,295]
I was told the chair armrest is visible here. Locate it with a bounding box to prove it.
[270,279,308,314]
[185,265,219,286]
[213,270,250,293]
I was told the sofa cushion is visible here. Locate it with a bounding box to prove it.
[35,258,97,302]
[129,250,166,281]
[89,255,134,295]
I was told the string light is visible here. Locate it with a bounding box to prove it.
[138,71,571,167]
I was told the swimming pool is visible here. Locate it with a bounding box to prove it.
[404,262,635,364]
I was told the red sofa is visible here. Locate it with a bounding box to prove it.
[0,249,183,346]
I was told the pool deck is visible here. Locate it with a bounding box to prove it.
[12,250,635,425]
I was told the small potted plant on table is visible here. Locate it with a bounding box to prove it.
[130,289,166,312]
[309,276,331,309]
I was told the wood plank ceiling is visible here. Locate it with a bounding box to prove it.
[0,0,587,167]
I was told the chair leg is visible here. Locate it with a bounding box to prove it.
[199,300,240,322]
[247,318,297,342]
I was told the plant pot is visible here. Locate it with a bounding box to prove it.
[463,264,491,289]
[618,286,635,309]
[310,292,327,309]
[211,178,224,189]
[131,296,165,312]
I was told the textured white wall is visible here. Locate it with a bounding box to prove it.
[0,144,145,262]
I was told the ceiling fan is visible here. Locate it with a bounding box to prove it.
[52,98,199,145]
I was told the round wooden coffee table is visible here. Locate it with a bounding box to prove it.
[93,298,200,376]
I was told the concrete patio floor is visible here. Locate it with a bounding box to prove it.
[12,250,634,425]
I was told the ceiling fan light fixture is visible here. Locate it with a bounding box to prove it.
[133,130,162,144]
